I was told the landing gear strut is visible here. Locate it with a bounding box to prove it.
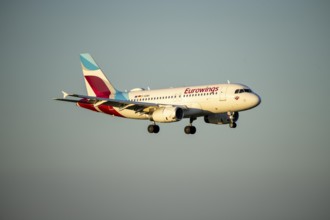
[227,112,237,128]
[229,122,237,128]
[184,117,197,134]
[148,123,160,133]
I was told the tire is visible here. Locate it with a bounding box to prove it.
[184,126,191,134]
[190,126,196,134]
[229,122,237,128]
[148,125,155,133]
[154,125,160,133]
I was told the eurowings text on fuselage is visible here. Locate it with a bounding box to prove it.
[55,53,261,134]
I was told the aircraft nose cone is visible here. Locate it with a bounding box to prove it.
[253,94,261,107]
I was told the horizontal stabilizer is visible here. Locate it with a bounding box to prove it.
[53,98,80,103]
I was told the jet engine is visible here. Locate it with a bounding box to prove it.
[151,107,184,123]
[204,112,239,125]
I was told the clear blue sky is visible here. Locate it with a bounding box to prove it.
[1,0,329,219]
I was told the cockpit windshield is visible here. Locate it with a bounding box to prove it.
[234,89,252,94]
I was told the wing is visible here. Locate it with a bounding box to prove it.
[54,91,187,113]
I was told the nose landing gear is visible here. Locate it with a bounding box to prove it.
[229,122,237,128]
[227,112,238,128]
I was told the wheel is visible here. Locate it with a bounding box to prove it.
[184,126,191,134]
[154,125,160,133]
[190,126,196,134]
[148,124,160,133]
[148,124,155,133]
[184,126,196,134]
[229,122,237,128]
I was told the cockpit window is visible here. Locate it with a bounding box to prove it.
[234,89,243,94]
[234,89,253,94]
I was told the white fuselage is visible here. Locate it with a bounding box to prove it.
[113,83,260,120]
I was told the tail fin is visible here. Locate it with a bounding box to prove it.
[80,53,117,98]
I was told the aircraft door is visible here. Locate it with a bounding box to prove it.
[219,86,227,101]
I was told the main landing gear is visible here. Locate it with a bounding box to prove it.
[147,123,160,133]
[184,117,197,135]
[148,117,197,134]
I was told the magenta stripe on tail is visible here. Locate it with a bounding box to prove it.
[84,76,111,98]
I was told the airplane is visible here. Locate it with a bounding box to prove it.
[55,53,261,134]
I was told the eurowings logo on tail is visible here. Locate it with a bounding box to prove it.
[80,53,117,98]
[55,53,261,134]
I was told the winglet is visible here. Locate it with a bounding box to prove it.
[62,91,69,99]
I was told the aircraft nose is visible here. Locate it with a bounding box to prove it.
[252,94,261,107]
[246,93,261,109]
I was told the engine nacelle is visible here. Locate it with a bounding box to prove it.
[151,107,184,123]
[204,112,239,125]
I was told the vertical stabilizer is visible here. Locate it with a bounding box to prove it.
[80,53,117,98]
